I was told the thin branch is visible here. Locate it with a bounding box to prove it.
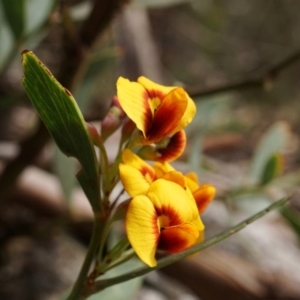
[186,49,300,98]
[88,197,288,295]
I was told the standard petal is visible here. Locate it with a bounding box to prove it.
[146,88,188,142]
[117,77,152,137]
[193,184,216,214]
[158,223,199,253]
[126,195,159,267]
[146,179,202,229]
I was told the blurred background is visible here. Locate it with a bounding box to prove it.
[0,0,300,299]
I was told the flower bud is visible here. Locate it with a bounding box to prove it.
[87,122,102,146]
[101,96,126,141]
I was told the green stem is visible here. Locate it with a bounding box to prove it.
[88,197,288,295]
[67,217,103,300]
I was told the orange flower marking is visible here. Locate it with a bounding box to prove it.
[138,130,186,162]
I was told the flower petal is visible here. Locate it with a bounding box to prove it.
[138,76,174,96]
[158,223,199,253]
[185,172,200,192]
[153,161,175,177]
[119,149,156,197]
[161,171,186,189]
[146,179,204,230]
[117,77,152,137]
[193,184,216,214]
[146,88,188,142]
[126,195,159,267]
[156,130,186,162]
[171,94,196,134]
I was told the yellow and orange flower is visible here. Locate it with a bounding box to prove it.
[126,179,204,267]
[116,76,196,144]
[119,149,216,214]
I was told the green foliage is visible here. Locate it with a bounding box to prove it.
[1,0,25,40]
[249,122,288,185]
[260,152,282,186]
[22,51,101,212]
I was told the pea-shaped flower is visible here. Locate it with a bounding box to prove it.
[117,76,196,144]
[126,179,204,267]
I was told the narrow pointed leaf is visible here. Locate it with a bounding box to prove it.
[22,50,100,211]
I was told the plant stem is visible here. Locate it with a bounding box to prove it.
[67,217,103,300]
[89,197,288,294]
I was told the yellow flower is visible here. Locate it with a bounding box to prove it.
[116,76,196,144]
[119,149,216,214]
[126,179,204,267]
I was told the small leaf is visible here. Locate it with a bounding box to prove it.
[260,153,283,186]
[249,122,289,185]
[22,50,101,212]
[1,0,25,40]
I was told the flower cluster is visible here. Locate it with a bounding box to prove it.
[107,77,216,267]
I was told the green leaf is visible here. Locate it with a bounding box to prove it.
[280,206,300,239]
[249,122,289,185]
[22,50,101,212]
[1,0,25,40]
[260,153,283,186]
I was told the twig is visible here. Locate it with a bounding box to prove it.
[89,197,288,294]
[186,49,300,98]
